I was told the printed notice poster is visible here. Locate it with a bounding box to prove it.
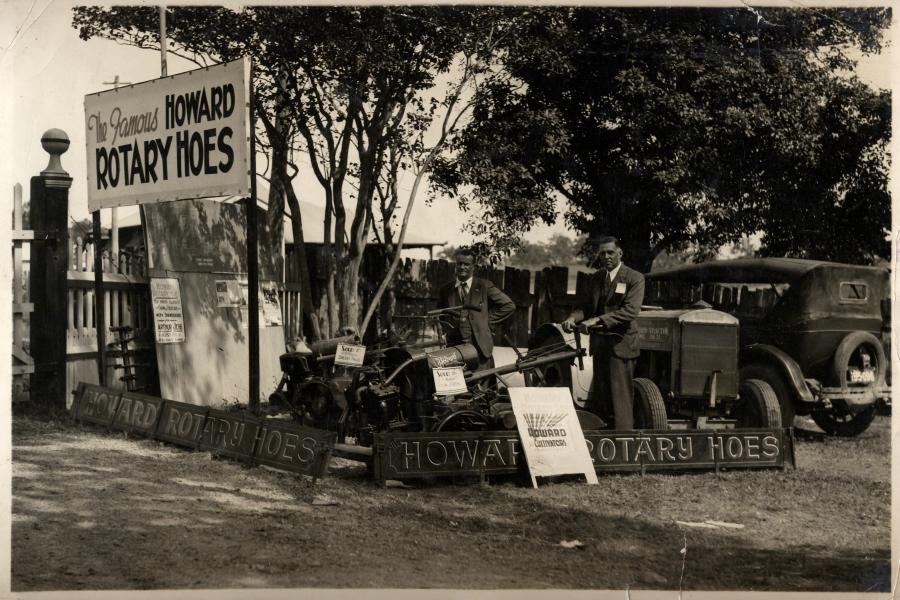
[150,277,186,343]
[260,281,282,327]
[432,367,468,396]
[508,387,598,487]
[215,279,244,308]
[84,58,250,211]
[334,343,366,367]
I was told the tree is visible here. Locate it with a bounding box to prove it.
[74,6,513,338]
[433,7,891,271]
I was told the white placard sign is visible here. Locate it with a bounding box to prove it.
[432,367,468,396]
[508,387,599,487]
[150,277,186,343]
[334,343,366,367]
[84,58,251,211]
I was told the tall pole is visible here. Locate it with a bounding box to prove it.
[159,6,168,77]
[247,61,260,414]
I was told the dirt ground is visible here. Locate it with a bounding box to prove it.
[11,413,891,593]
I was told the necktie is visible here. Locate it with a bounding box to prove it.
[459,283,469,302]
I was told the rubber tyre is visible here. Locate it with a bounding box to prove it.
[633,378,668,430]
[737,379,782,429]
[740,363,796,425]
[831,331,886,388]
[811,405,877,437]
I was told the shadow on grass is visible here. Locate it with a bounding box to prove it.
[10,416,890,593]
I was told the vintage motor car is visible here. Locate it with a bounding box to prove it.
[527,305,782,430]
[644,258,890,436]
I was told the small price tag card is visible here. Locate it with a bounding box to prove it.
[334,343,366,367]
[432,366,468,396]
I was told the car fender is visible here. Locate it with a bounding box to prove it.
[741,343,815,404]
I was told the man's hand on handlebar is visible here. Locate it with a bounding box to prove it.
[562,317,605,334]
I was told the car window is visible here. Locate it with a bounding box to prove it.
[839,282,868,304]
[647,280,789,317]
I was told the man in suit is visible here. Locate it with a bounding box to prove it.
[438,247,516,371]
[562,236,644,429]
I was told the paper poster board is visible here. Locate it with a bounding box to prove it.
[84,58,251,211]
[508,387,599,487]
[150,277,186,343]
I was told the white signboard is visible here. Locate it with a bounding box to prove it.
[84,58,251,211]
[150,277,186,344]
[334,344,366,367]
[509,387,599,487]
[432,367,468,396]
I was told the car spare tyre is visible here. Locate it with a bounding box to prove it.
[831,331,886,389]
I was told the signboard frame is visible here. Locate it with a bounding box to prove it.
[84,57,252,211]
[70,382,334,479]
[373,427,795,484]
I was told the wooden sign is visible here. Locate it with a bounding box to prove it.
[334,343,366,367]
[84,58,251,211]
[70,383,334,478]
[374,427,794,483]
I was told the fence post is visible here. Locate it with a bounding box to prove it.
[29,129,72,411]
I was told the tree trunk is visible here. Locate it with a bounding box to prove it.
[283,172,321,341]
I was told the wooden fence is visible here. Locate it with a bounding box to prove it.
[65,222,156,403]
[282,244,596,348]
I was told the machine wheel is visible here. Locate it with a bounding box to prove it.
[831,331,886,388]
[740,363,796,425]
[737,379,782,429]
[434,410,492,432]
[811,405,877,437]
[633,378,667,430]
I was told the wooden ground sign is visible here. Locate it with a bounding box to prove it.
[373,427,794,483]
[71,382,334,478]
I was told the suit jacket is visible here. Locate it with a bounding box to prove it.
[437,277,516,358]
[569,264,645,359]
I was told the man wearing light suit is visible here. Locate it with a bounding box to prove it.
[438,247,516,372]
[563,236,644,430]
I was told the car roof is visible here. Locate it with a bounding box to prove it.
[647,258,887,284]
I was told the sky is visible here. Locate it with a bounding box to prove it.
[1,1,894,251]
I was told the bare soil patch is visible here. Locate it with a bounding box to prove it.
[11,414,890,592]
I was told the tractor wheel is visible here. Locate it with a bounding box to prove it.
[811,405,877,437]
[740,363,796,425]
[434,410,492,432]
[831,331,886,388]
[737,379,782,429]
[633,378,668,430]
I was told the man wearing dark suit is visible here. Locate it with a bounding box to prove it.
[563,236,644,430]
[438,247,516,371]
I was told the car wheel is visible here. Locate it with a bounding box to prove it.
[737,379,782,429]
[811,405,877,437]
[740,363,795,425]
[633,378,667,430]
[831,331,886,388]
